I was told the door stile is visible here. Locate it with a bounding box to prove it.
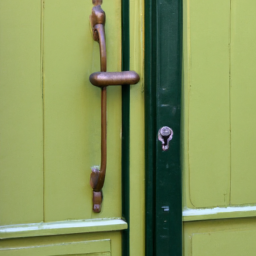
[145,0,183,255]
[121,0,130,255]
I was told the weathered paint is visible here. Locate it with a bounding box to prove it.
[0,219,127,240]
[183,206,256,221]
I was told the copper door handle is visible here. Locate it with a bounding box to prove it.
[89,0,140,213]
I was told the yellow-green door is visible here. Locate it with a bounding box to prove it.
[182,0,256,255]
[0,0,145,255]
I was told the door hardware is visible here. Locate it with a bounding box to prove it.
[89,0,140,213]
[158,126,173,151]
[90,71,140,87]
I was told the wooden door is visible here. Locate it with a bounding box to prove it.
[182,0,256,255]
[0,0,144,255]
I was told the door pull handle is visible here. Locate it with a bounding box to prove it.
[89,1,140,213]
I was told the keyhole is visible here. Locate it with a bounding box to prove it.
[158,126,174,151]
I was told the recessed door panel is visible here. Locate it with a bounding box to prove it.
[187,0,230,208]
[43,0,122,221]
[0,0,43,225]
[230,0,256,205]
[0,239,110,256]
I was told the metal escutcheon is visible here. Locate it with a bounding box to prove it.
[158,126,174,151]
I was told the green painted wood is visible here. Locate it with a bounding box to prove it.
[0,219,127,240]
[183,206,256,222]
[43,0,122,221]
[145,0,156,255]
[230,0,256,205]
[184,217,256,256]
[0,239,110,256]
[185,0,231,208]
[121,0,130,255]
[0,0,43,226]
[57,254,110,256]
[145,0,182,255]
[183,0,256,213]
[193,229,256,256]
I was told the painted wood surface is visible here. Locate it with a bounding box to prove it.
[230,0,256,205]
[129,0,145,255]
[184,217,256,256]
[0,232,121,256]
[0,0,43,225]
[183,0,256,214]
[183,1,256,255]
[0,0,122,224]
[43,0,122,221]
[183,0,231,209]
[0,240,110,256]
[0,239,110,256]
[0,219,127,240]
[0,1,143,255]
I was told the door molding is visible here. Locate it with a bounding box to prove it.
[0,218,127,240]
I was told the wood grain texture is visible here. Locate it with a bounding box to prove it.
[43,0,122,221]
[0,0,43,225]
[230,0,256,205]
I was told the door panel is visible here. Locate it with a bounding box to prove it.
[0,239,110,256]
[193,230,256,256]
[183,0,256,210]
[0,0,43,225]
[183,0,256,255]
[184,218,256,256]
[43,0,122,221]
[230,0,256,205]
[0,232,121,256]
[0,0,145,255]
[184,0,231,208]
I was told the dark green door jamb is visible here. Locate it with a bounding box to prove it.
[145,0,182,255]
[121,0,130,255]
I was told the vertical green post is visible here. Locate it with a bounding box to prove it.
[145,0,156,255]
[145,0,182,255]
[121,0,130,255]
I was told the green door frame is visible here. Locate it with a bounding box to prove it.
[145,0,182,255]
[121,0,130,255]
